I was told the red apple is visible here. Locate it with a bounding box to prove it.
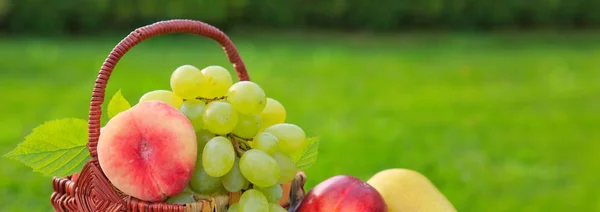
[296,175,388,212]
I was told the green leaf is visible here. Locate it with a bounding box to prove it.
[5,118,91,177]
[291,137,319,170]
[107,89,131,119]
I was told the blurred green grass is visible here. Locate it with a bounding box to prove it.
[1,32,599,211]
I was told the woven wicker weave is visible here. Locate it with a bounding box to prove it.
[50,19,303,212]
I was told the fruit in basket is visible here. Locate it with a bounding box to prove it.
[296,175,387,212]
[118,64,314,204]
[272,152,297,184]
[366,168,456,212]
[238,189,269,211]
[8,20,323,211]
[202,136,235,177]
[239,149,280,187]
[165,187,196,204]
[179,99,206,131]
[97,101,197,202]
[202,101,238,135]
[189,162,222,193]
[256,184,283,203]
[227,81,267,115]
[259,98,286,131]
[193,185,229,200]
[195,129,215,151]
[270,203,287,212]
[252,132,278,155]
[232,113,261,139]
[221,157,249,192]
[170,65,204,99]
[139,90,183,109]
[199,65,233,98]
[227,203,239,212]
[264,123,306,154]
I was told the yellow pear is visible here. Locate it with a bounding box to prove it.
[367,168,456,212]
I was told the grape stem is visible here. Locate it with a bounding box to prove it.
[195,96,227,103]
[228,134,252,157]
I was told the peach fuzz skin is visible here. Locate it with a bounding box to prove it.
[98,101,197,202]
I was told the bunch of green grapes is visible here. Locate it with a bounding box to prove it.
[144,65,305,211]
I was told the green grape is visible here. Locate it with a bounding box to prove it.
[213,184,229,195]
[259,98,286,131]
[191,131,211,193]
[238,189,269,212]
[199,66,233,98]
[202,136,235,177]
[165,190,196,204]
[196,129,215,152]
[179,99,206,131]
[256,184,283,203]
[239,149,280,187]
[221,157,249,192]
[227,81,267,115]
[139,90,183,109]
[202,101,238,135]
[232,113,261,138]
[264,123,306,154]
[170,65,204,99]
[195,130,214,171]
[195,184,227,199]
[272,152,297,184]
[242,177,251,190]
[253,132,278,155]
[269,203,287,212]
[189,164,222,193]
[227,203,239,212]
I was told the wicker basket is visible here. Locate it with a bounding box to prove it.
[50,19,306,212]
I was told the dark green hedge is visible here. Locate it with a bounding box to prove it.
[1,0,600,33]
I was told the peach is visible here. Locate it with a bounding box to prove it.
[97,101,197,202]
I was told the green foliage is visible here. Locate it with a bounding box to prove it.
[2,0,600,33]
[107,89,131,119]
[291,137,319,170]
[4,119,90,177]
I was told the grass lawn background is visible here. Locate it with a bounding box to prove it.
[1,32,599,211]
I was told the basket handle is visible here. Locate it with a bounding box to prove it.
[86,19,249,157]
